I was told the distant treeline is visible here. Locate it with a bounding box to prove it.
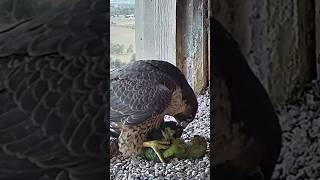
[111,4,134,16]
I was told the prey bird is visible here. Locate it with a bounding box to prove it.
[110,60,198,163]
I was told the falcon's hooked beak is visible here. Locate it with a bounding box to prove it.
[174,113,194,129]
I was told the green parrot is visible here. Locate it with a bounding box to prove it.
[140,122,207,162]
[140,121,182,161]
[162,135,207,160]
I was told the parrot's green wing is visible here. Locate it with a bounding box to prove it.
[140,148,164,163]
[163,138,188,159]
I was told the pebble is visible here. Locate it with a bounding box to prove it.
[272,81,320,179]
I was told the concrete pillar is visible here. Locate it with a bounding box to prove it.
[135,0,176,65]
[212,0,315,105]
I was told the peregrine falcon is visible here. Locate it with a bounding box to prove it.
[110,60,198,162]
[211,18,282,180]
[0,0,107,179]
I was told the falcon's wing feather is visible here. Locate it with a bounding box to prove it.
[110,63,175,125]
[0,0,107,179]
[0,0,106,58]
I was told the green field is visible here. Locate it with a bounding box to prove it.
[110,19,135,64]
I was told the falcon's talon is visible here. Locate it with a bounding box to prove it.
[143,140,170,163]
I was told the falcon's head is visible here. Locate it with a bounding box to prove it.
[172,71,198,128]
[174,85,198,128]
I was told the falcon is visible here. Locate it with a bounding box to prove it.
[110,60,198,163]
[211,18,282,180]
[0,0,107,179]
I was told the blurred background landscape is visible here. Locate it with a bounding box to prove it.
[110,0,135,69]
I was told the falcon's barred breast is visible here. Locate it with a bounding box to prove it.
[110,60,198,158]
[0,0,107,179]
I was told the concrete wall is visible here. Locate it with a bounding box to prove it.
[211,0,315,105]
[135,0,209,94]
[135,0,176,64]
[176,0,209,94]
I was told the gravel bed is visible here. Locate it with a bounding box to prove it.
[272,80,320,180]
[110,90,210,180]
[110,79,320,179]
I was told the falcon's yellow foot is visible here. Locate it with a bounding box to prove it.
[143,140,170,163]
